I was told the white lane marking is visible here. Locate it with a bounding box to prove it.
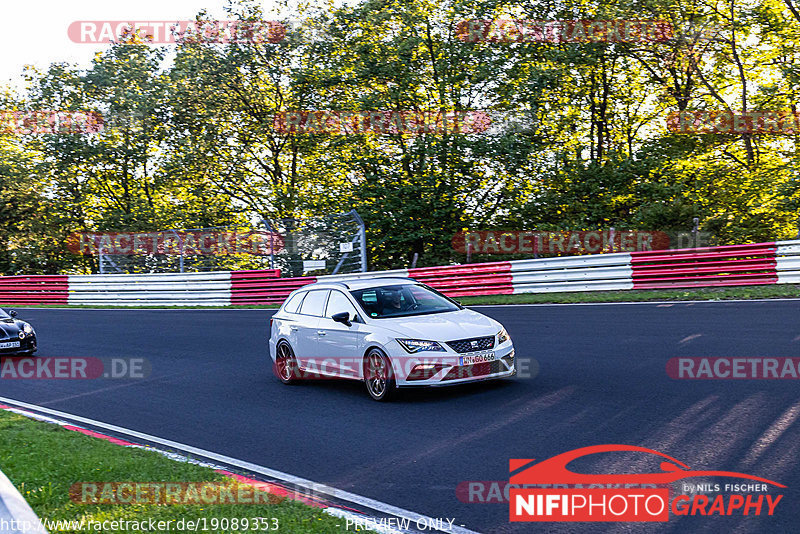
[741,400,800,468]
[0,396,479,534]
[678,334,703,345]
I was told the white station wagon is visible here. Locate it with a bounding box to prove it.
[268,278,515,400]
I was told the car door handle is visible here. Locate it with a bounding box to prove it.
[317,330,327,336]
[290,326,299,331]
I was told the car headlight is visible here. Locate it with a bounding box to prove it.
[397,339,446,353]
[497,327,510,345]
[22,323,34,334]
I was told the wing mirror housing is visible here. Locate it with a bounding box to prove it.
[8,310,17,318]
[331,312,352,327]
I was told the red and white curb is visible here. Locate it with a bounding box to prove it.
[0,397,477,534]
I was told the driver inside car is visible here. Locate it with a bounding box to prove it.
[381,288,412,313]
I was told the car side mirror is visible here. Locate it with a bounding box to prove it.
[331,312,352,327]
[8,310,17,318]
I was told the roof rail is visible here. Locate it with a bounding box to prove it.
[312,276,416,288]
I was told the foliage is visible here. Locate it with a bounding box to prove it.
[1,0,799,274]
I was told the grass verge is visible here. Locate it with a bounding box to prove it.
[0,410,367,533]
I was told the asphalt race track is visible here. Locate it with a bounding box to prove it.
[2,301,800,533]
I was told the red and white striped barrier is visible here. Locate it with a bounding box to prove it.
[630,242,778,289]
[0,275,69,305]
[1,240,799,306]
[231,271,312,305]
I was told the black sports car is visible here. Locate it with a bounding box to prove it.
[0,308,37,356]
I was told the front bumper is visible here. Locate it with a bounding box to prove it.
[390,341,516,387]
[0,335,37,355]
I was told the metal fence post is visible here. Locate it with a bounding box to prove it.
[261,218,276,270]
[609,227,615,253]
[350,210,368,272]
[171,230,184,273]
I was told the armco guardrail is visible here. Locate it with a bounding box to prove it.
[509,253,632,293]
[776,239,800,283]
[1,241,799,306]
[0,467,47,534]
[68,271,239,306]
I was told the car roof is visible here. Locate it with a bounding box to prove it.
[296,277,419,291]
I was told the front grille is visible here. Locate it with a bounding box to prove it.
[446,336,495,353]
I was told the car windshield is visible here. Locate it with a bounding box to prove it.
[0,309,10,320]
[349,284,460,319]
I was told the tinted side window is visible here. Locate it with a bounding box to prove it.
[298,290,329,317]
[283,292,305,314]
[325,291,359,320]
[351,289,379,317]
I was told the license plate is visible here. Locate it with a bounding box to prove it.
[460,351,495,366]
[0,341,20,349]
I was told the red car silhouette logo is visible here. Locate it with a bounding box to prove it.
[510,444,785,487]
